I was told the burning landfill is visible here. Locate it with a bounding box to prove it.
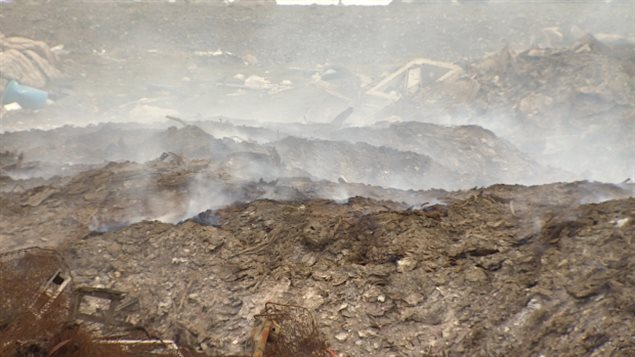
[0,1,634,356]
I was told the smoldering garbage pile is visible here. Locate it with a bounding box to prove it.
[0,163,633,356]
[0,25,634,357]
[0,117,566,192]
[387,34,635,181]
[0,154,447,252]
[65,185,635,357]
[1,55,633,353]
[286,122,560,187]
[1,141,634,355]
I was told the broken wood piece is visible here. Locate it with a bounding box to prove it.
[366,57,463,101]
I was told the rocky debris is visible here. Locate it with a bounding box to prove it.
[471,35,634,113]
[0,148,630,253]
[193,119,282,144]
[326,122,564,186]
[167,119,572,188]
[387,35,635,181]
[0,120,563,190]
[272,136,458,190]
[0,154,633,356]
[0,157,448,252]
[0,148,98,183]
[196,119,575,187]
[0,2,633,356]
[0,124,259,167]
[144,125,233,161]
[54,184,634,356]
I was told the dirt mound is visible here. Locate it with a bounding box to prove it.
[0,124,231,165]
[56,184,634,356]
[387,36,635,182]
[0,137,632,356]
[272,136,458,189]
[1,2,633,356]
[0,157,452,252]
[172,119,568,188]
[328,122,563,186]
[0,121,558,190]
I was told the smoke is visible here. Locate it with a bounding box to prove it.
[1,0,633,223]
[175,177,237,222]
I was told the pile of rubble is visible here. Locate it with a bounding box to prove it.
[389,34,634,121]
[0,247,334,357]
[0,150,633,355]
[0,247,210,357]
[0,156,449,252]
[271,136,458,189]
[0,3,633,356]
[387,34,634,181]
[321,122,563,185]
[3,177,632,356]
[0,119,566,191]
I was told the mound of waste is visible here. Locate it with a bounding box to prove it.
[0,119,565,190]
[54,182,635,356]
[324,122,563,186]
[272,136,458,190]
[0,152,633,356]
[387,35,634,181]
[0,156,451,252]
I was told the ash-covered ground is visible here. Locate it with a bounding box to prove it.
[0,1,634,356]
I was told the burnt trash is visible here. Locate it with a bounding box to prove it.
[158,152,186,165]
[191,209,222,227]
